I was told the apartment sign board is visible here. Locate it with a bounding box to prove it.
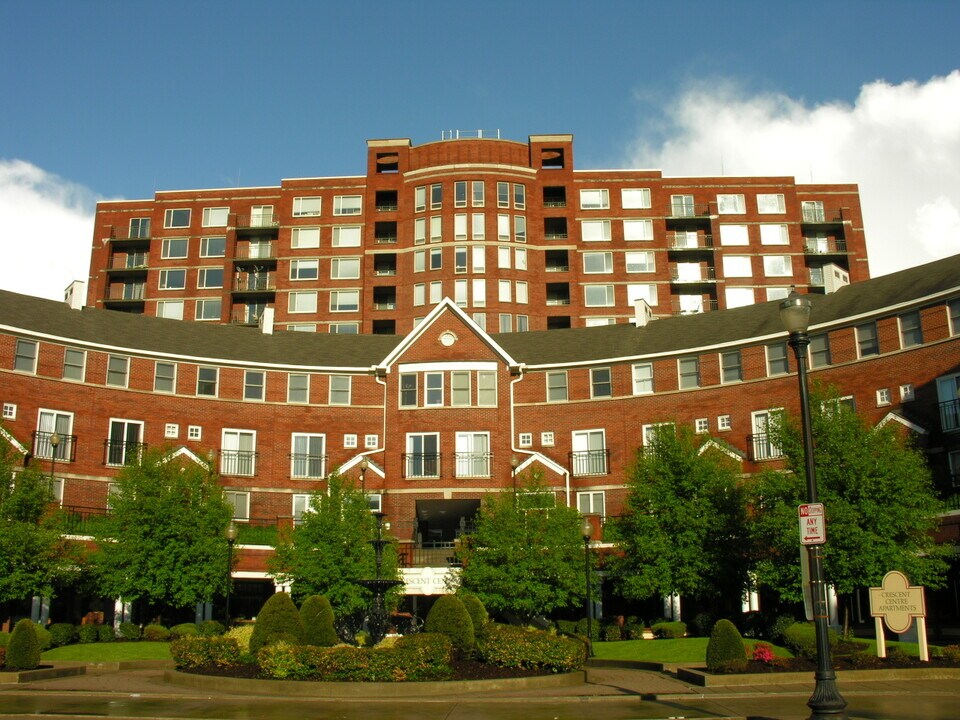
[869,570,926,634]
[798,503,826,545]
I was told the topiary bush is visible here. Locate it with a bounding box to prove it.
[623,622,646,640]
[300,595,338,647]
[198,620,224,637]
[78,624,100,644]
[49,623,78,647]
[459,593,489,634]
[782,622,838,660]
[118,622,141,641]
[250,592,304,654]
[6,619,41,670]
[169,623,199,640]
[143,624,170,642]
[603,624,622,641]
[170,635,243,670]
[424,595,475,656]
[705,619,746,672]
[225,624,253,651]
[34,625,53,651]
[98,625,116,642]
[651,621,687,639]
[574,618,601,641]
[477,623,586,673]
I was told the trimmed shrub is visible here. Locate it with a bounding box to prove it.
[78,624,100,644]
[6,619,41,670]
[34,625,53,651]
[169,623,199,640]
[425,595,475,655]
[198,620,224,637]
[768,614,797,644]
[705,619,746,673]
[477,623,586,673]
[118,622,141,641]
[651,621,687,639]
[555,620,576,635]
[574,618,601,641]
[170,635,243,670]
[459,593,489,634]
[250,593,304,654]
[49,623,78,647]
[300,595,338,647]
[623,622,646,640]
[0,631,9,648]
[603,624,622,641]
[225,624,253,651]
[98,625,116,642]
[940,644,960,663]
[143,624,170,642]
[782,622,838,660]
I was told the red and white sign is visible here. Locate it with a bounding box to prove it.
[798,503,826,545]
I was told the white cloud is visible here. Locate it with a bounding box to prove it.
[0,160,97,301]
[629,71,960,276]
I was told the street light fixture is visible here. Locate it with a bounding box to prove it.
[225,521,238,628]
[580,516,594,658]
[779,291,847,719]
[49,432,61,489]
[359,457,369,497]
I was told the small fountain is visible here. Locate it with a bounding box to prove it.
[355,511,404,644]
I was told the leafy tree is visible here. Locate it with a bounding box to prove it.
[90,449,233,615]
[456,469,586,622]
[270,473,400,617]
[750,387,949,603]
[0,439,74,608]
[607,425,752,611]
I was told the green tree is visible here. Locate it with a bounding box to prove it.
[0,440,74,609]
[90,449,233,615]
[750,387,949,603]
[270,473,400,617]
[456,470,586,622]
[607,425,752,610]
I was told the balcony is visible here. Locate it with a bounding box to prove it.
[233,242,276,261]
[670,299,719,315]
[32,431,78,462]
[453,452,492,478]
[231,306,267,326]
[569,449,609,477]
[106,284,145,301]
[544,217,568,240]
[403,453,442,479]
[804,238,849,255]
[667,202,712,219]
[232,213,279,233]
[375,221,398,244]
[107,254,149,272]
[543,186,567,207]
[749,433,783,461]
[218,450,258,477]
[232,272,276,293]
[290,453,327,479]
[108,227,152,244]
[670,266,717,283]
[103,440,147,467]
[940,399,960,433]
[668,232,714,251]
[801,207,847,225]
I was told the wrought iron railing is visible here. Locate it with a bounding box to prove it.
[569,449,610,477]
[32,431,77,462]
[403,453,441,478]
[749,433,783,461]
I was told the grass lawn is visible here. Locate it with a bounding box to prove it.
[42,642,171,662]
[592,638,791,663]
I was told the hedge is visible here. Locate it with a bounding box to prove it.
[170,623,199,640]
[170,636,243,669]
[49,623,77,647]
[476,624,586,673]
[782,622,838,660]
[78,624,100,643]
[651,621,687,639]
[119,622,141,641]
[143,624,170,641]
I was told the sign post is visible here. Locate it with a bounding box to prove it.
[869,570,928,661]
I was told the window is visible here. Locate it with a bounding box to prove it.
[901,383,915,401]
[496,182,510,208]
[725,287,755,308]
[547,371,568,402]
[856,322,879,357]
[106,419,143,466]
[202,207,228,227]
[670,194,695,216]
[717,194,745,214]
[158,269,186,290]
[627,283,657,307]
[289,323,317,332]
[293,197,321,217]
[518,432,533,448]
[540,431,556,447]
[454,279,468,307]
[224,491,251,521]
[499,314,512,333]
[580,189,609,210]
[763,255,793,277]
[455,432,490,477]
[513,183,525,209]
[678,357,700,389]
[572,429,607,476]
[472,246,486,273]
[365,434,378,449]
[810,334,831,368]
[291,227,321,249]
[581,220,612,241]
[161,238,188,258]
[163,208,190,228]
[414,186,426,212]
[472,213,485,240]
[429,248,442,270]
[400,373,417,407]
[949,298,960,335]
[329,375,351,405]
[197,366,218,397]
[413,283,425,306]
[478,371,496,406]
[2,403,16,420]
[187,425,201,441]
[291,433,325,478]
[200,236,226,257]
[451,371,471,406]
[292,494,312,524]
[877,388,892,406]
[577,491,605,516]
[289,291,318,313]
[515,247,527,269]
[767,342,789,375]
[766,287,790,301]
[472,181,484,206]
[584,285,614,307]
[497,246,512,270]
[249,206,273,226]
[333,195,362,216]
[424,372,443,406]
[197,267,223,289]
[106,355,129,387]
[802,200,825,222]
[625,251,655,273]
[899,311,923,348]
[430,183,442,210]
[722,255,752,278]
[621,188,651,209]
[129,217,151,238]
[498,280,511,303]
[632,363,653,395]
[221,430,256,477]
[760,224,789,245]
[719,224,749,245]
[752,410,783,460]
[516,281,528,304]
[454,181,467,207]
[154,362,176,393]
[757,194,786,213]
[165,423,179,439]
[591,367,612,398]
[453,216,468,243]
[330,322,358,334]
[718,414,732,431]
[344,434,358,448]
[288,374,309,403]
[331,257,361,280]
[583,252,613,274]
[14,339,37,373]
[61,348,85,381]
[721,350,743,383]
[35,409,72,460]
[472,278,486,307]
[290,259,319,281]
[244,370,265,401]
[195,299,221,321]
[429,281,442,304]
[332,225,361,247]
[497,214,510,241]
[405,433,440,478]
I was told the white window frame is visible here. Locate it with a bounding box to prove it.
[154,362,176,393]
[163,208,191,229]
[584,285,615,307]
[328,375,351,405]
[221,429,257,477]
[581,219,612,242]
[288,373,310,404]
[632,362,653,395]
[583,251,613,274]
[571,429,607,476]
[717,415,732,431]
[188,425,202,441]
[405,432,440,478]
[161,237,188,259]
[621,188,651,209]
[106,355,129,388]
[580,189,610,210]
[546,371,568,402]
[197,267,224,289]
[200,236,226,257]
[291,227,321,249]
[291,433,326,479]
[757,193,786,214]
[332,225,362,247]
[333,195,362,216]
[293,196,322,217]
[289,291,318,314]
[455,431,491,478]
[165,423,179,439]
[2,403,17,420]
[244,370,265,402]
[158,269,187,290]
[197,366,219,397]
[290,259,320,281]
[717,194,746,214]
[195,298,221,321]
[201,207,229,227]
[331,257,361,280]
[14,339,38,373]
[224,491,251,521]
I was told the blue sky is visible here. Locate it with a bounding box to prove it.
[1,0,959,298]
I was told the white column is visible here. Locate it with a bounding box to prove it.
[663,593,681,621]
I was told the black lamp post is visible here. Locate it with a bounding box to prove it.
[49,431,61,485]
[510,455,519,496]
[225,521,237,628]
[580,516,594,657]
[359,457,369,498]
[780,291,847,719]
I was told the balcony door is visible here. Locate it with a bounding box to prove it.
[107,419,143,466]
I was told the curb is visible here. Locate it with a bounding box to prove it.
[678,665,960,686]
[0,666,87,685]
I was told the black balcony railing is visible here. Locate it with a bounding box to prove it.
[802,207,846,224]
[103,440,147,467]
[233,242,276,260]
[749,433,783,461]
[569,449,610,477]
[232,272,276,292]
[403,453,441,478]
[804,238,849,255]
[453,452,493,478]
[668,202,711,218]
[219,450,258,476]
[232,213,279,230]
[671,266,717,282]
[668,233,714,250]
[940,399,960,433]
[290,453,327,479]
[32,431,78,462]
